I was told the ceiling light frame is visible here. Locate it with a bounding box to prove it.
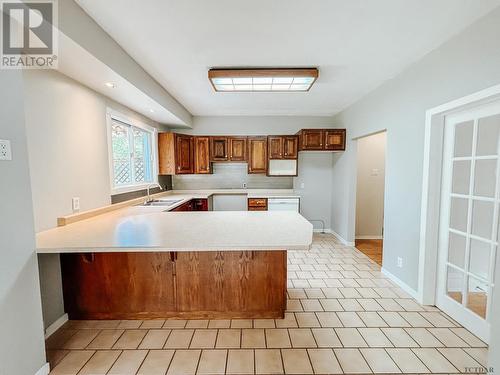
[208,68,319,92]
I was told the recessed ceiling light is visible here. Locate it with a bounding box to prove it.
[105,82,116,88]
[208,68,318,92]
[149,108,155,113]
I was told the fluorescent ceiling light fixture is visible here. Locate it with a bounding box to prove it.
[208,68,318,92]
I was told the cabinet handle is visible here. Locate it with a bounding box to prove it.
[82,253,95,263]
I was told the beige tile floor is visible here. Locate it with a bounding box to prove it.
[46,233,489,374]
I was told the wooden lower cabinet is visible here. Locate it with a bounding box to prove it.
[176,251,285,317]
[61,252,176,319]
[248,198,268,211]
[61,250,286,319]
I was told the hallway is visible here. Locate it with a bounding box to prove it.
[355,239,383,266]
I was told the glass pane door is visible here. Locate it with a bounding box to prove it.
[437,102,500,342]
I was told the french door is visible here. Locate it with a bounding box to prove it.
[436,100,500,342]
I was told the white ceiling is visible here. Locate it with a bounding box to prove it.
[77,0,500,117]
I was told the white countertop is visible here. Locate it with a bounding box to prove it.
[36,190,312,253]
[145,189,301,212]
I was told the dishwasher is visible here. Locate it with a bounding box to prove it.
[267,197,300,212]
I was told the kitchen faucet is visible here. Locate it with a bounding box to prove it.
[146,183,162,203]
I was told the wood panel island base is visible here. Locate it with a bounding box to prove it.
[61,250,287,320]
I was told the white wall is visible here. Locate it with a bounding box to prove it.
[294,152,334,231]
[355,132,386,238]
[331,7,500,291]
[23,69,164,329]
[25,70,111,232]
[176,116,337,230]
[179,115,335,136]
[0,70,47,375]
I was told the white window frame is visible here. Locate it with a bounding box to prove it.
[106,108,159,195]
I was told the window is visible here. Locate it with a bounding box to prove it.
[107,111,157,193]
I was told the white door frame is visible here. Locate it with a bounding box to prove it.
[419,83,500,305]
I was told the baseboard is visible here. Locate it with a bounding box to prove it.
[381,267,419,299]
[312,228,355,247]
[35,363,50,375]
[330,229,355,247]
[313,228,332,233]
[44,313,68,339]
[355,235,383,240]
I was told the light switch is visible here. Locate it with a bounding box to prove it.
[72,197,80,212]
[0,139,12,160]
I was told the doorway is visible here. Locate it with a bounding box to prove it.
[436,100,500,342]
[354,131,387,266]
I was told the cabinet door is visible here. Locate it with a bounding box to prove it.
[268,136,283,159]
[192,198,208,211]
[61,252,176,319]
[222,251,286,313]
[210,137,228,161]
[283,136,298,159]
[301,129,324,150]
[247,137,267,174]
[175,252,225,312]
[175,251,286,315]
[194,136,211,174]
[229,137,247,161]
[325,129,346,151]
[172,200,193,211]
[175,134,194,174]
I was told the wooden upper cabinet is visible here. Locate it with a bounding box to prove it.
[300,129,324,150]
[210,137,228,161]
[175,134,194,174]
[158,132,194,175]
[247,137,267,174]
[283,136,298,159]
[297,129,346,151]
[229,137,247,161]
[268,136,283,159]
[325,129,346,151]
[194,136,212,174]
[268,136,298,159]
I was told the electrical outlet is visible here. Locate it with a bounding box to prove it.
[72,197,80,212]
[397,257,403,268]
[0,139,12,160]
[242,182,247,188]
[300,182,305,189]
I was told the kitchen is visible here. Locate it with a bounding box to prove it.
[36,124,347,321]
[2,1,499,375]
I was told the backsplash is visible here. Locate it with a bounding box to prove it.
[172,163,293,190]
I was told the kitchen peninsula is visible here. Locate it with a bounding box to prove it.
[36,190,313,320]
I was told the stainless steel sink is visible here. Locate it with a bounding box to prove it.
[141,199,183,207]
